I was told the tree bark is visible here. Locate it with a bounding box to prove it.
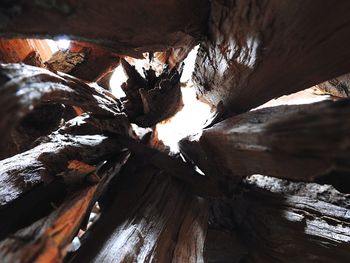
[193,0,350,113]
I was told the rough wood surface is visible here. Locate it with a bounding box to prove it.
[46,42,120,82]
[0,118,126,240]
[0,63,129,158]
[317,73,350,98]
[0,153,129,263]
[0,0,209,57]
[120,59,184,127]
[69,158,208,263]
[193,0,350,112]
[180,99,350,183]
[206,175,350,263]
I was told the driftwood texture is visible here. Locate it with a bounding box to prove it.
[180,99,350,183]
[193,0,350,112]
[69,158,208,263]
[0,0,209,57]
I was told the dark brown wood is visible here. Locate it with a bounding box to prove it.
[193,0,350,113]
[0,0,209,57]
[180,99,350,183]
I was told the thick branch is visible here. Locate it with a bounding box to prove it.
[180,99,350,182]
[0,63,129,158]
[0,0,209,57]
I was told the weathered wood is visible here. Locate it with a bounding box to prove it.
[0,63,129,158]
[46,41,120,82]
[180,99,350,183]
[0,0,209,57]
[115,134,223,198]
[0,153,129,263]
[0,124,126,240]
[69,158,208,263]
[120,59,184,127]
[206,175,350,262]
[317,73,350,98]
[193,0,350,112]
[0,109,131,239]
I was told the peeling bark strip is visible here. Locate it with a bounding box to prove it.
[0,0,209,57]
[0,63,130,158]
[180,99,350,182]
[193,0,350,112]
